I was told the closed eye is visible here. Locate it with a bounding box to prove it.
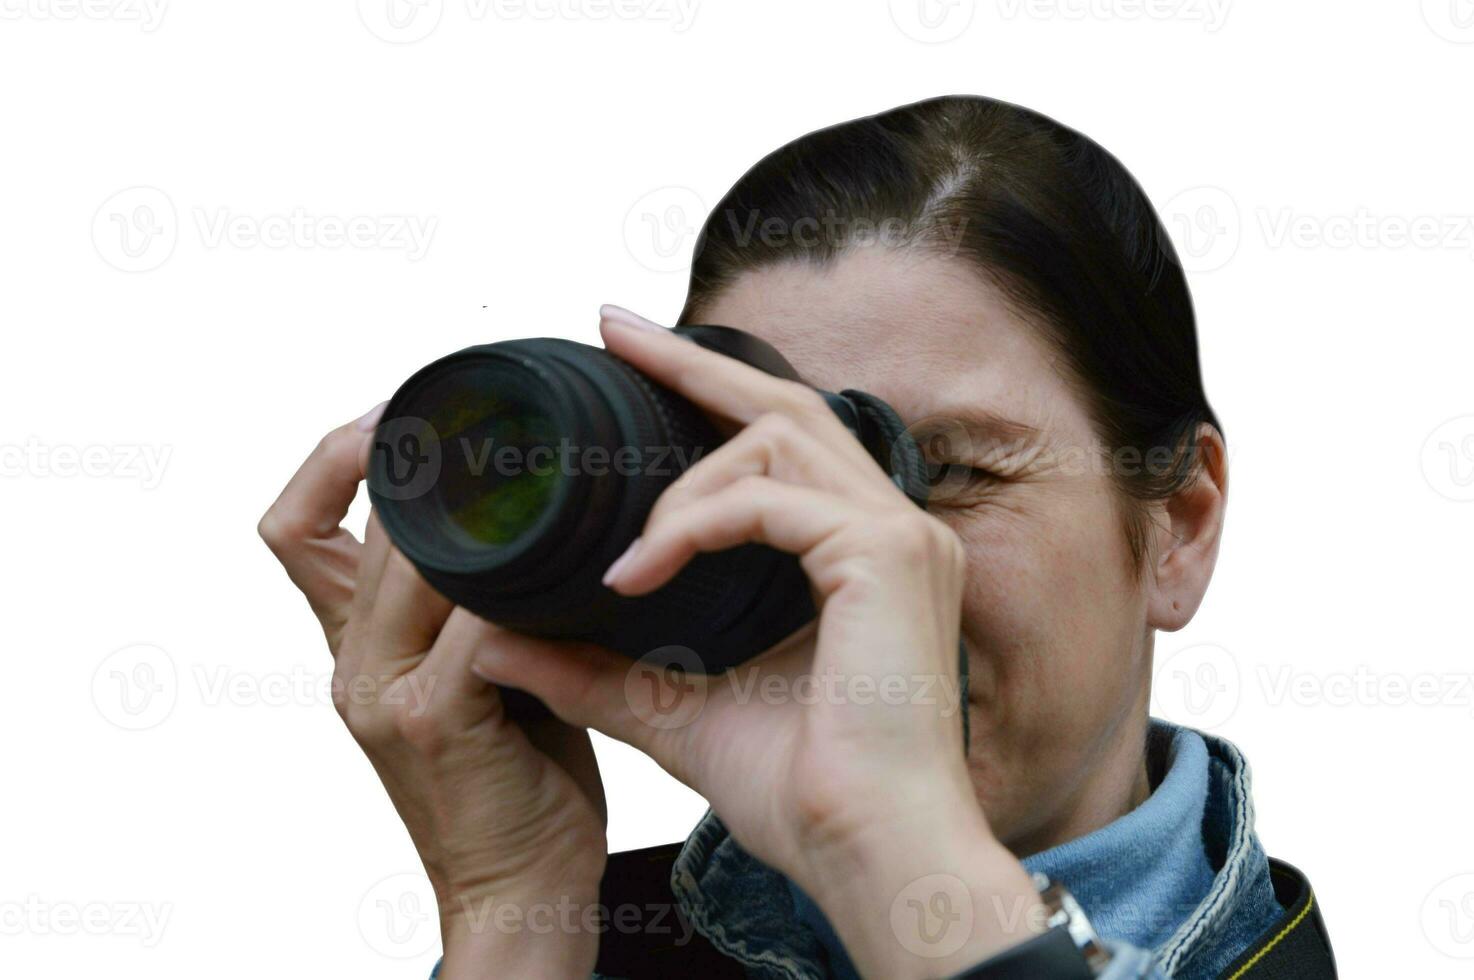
[923,460,1002,504]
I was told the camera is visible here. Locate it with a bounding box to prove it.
[367,325,927,672]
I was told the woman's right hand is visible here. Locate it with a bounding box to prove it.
[259,407,608,978]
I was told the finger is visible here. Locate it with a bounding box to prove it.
[402,608,503,726]
[351,511,395,620]
[259,407,383,639]
[599,308,845,433]
[652,412,898,533]
[469,630,674,762]
[361,547,455,678]
[605,476,866,597]
[330,512,396,680]
[421,615,609,822]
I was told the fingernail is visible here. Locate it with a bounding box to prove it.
[355,400,388,431]
[600,304,668,334]
[602,537,643,587]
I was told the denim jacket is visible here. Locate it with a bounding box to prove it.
[647,721,1283,980]
[432,721,1284,978]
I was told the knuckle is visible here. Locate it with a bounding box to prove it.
[730,473,770,499]
[256,508,304,551]
[330,661,365,722]
[391,699,447,756]
[883,512,955,562]
[752,410,796,434]
[790,773,867,850]
[329,682,353,723]
[336,669,394,742]
[255,511,282,548]
[783,384,830,417]
[341,699,387,744]
[751,410,801,444]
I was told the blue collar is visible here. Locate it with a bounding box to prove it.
[1022,723,1217,949]
[670,721,1283,980]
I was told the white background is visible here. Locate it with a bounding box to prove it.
[2,2,1471,977]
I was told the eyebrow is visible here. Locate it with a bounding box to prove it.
[908,407,1044,449]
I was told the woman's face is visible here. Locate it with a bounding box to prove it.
[694,246,1157,855]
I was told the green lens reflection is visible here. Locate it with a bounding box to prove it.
[429,389,562,546]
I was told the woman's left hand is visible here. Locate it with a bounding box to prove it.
[471,306,1041,978]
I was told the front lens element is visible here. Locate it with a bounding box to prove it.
[424,378,563,547]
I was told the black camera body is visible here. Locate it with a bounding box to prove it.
[368,325,927,673]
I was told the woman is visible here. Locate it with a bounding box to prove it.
[261,97,1334,978]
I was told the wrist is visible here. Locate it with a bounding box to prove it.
[800,794,1044,980]
[437,878,602,979]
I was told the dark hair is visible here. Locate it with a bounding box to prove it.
[678,95,1221,564]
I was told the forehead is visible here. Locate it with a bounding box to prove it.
[692,247,1090,438]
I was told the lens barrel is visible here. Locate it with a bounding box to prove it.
[368,335,817,671]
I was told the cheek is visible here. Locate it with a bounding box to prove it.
[936,490,1151,841]
[945,490,1140,664]
[940,491,1149,747]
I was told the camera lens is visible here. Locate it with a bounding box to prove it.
[365,330,926,672]
[370,336,819,671]
[369,346,590,573]
[422,376,562,547]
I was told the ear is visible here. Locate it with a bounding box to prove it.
[1145,424,1228,632]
